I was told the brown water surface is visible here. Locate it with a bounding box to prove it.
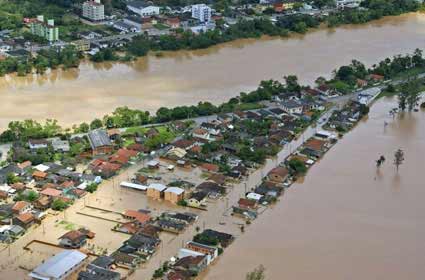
[1,13,425,129]
[204,96,425,280]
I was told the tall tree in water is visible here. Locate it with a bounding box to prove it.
[399,79,420,111]
[394,149,405,172]
[246,265,266,280]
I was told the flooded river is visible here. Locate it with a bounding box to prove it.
[204,96,425,280]
[1,13,425,129]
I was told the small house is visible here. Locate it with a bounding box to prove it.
[147,183,167,199]
[164,187,185,203]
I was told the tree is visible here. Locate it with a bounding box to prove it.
[246,265,266,280]
[399,79,420,111]
[90,118,103,129]
[394,148,404,172]
[51,199,69,211]
[26,190,39,202]
[6,172,20,184]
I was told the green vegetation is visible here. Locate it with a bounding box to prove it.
[193,233,219,246]
[287,159,307,175]
[246,265,266,280]
[328,0,420,27]
[51,198,69,211]
[85,183,99,193]
[14,190,39,202]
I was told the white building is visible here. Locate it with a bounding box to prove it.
[29,250,88,280]
[82,0,105,21]
[336,0,363,8]
[127,0,160,17]
[191,4,211,23]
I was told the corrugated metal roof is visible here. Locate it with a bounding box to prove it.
[29,250,87,279]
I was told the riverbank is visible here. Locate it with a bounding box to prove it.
[203,95,425,280]
[1,13,425,130]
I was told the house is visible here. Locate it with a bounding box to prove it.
[29,250,88,280]
[51,139,70,152]
[166,147,187,160]
[78,262,120,280]
[192,128,214,141]
[91,161,121,178]
[238,198,258,210]
[124,232,161,255]
[88,129,114,155]
[267,167,289,184]
[59,230,88,249]
[40,187,63,198]
[123,210,151,225]
[28,139,49,150]
[281,100,303,114]
[166,17,180,29]
[164,187,185,203]
[200,163,219,173]
[197,182,225,196]
[33,170,48,181]
[201,229,234,248]
[187,192,208,209]
[13,212,35,229]
[12,201,31,215]
[127,0,160,17]
[367,73,385,83]
[304,138,328,153]
[174,255,208,275]
[147,160,160,169]
[186,241,218,264]
[208,173,226,185]
[110,251,139,267]
[34,196,52,210]
[172,139,195,151]
[147,183,167,199]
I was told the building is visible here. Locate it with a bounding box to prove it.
[191,4,211,23]
[12,201,31,215]
[59,230,88,249]
[127,1,160,17]
[88,129,113,155]
[30,15,59,42]
[336,0,363,8]
[281,100,303,114]
[29,250,88,280]
[267,167,289,184]
[82,0,105,22]
[147,183,167,199]
[164,187,185,203]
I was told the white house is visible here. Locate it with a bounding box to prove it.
[127,0,160,17]
[281,100,303,114]
[191,4,212,23]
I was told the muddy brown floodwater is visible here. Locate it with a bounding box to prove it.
[204,96,425,280]
[1,13,425,129]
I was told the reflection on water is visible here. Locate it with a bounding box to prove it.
[1,13,425,129]
[204,96,425,280]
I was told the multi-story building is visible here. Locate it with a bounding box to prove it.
[191,4,212,23]
[82,0,105,22]
[30,15,59,42]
